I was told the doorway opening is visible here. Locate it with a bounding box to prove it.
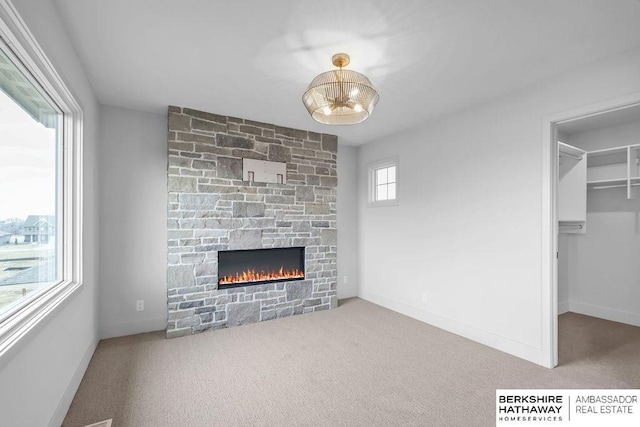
[546,95,640,368]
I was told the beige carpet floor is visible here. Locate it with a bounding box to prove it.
[63,298,640,426]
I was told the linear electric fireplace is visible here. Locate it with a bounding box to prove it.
[218,247,305,289]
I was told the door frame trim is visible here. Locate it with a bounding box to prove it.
[541,92,640,368]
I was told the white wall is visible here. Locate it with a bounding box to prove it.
[563,120,640,325]
[98,107,359,333]
[99,105,167,338]
[357,47,640,367]
[337,145,358,299]
[0,1,100,426]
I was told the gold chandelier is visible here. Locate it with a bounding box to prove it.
[302,53,379,125]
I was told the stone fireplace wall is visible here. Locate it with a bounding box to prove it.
[166,106,338,337]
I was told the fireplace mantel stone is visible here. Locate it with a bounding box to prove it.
[166,106,338,337]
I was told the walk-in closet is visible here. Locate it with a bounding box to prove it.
[556,105,640,362]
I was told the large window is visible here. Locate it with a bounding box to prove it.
[0,6,82,357]
[368,157,399,206]
[0,47,61,316]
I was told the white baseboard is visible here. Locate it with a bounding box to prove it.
[99,316,167,340]
[337,285,357,300]
[558,301,570,315]
[85,419,112,427]
[359,291,547,367]
[49,338,98,427]
[568,301,640,327]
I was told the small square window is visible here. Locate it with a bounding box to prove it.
[375,165,396,202]
[368,158,399,206]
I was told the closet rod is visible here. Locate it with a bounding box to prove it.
[591,184,625,190]
[590,183,640,190]
[559,224,583,229]
[559,152,583,161]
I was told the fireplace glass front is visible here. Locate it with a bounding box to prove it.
[217,247,305,289]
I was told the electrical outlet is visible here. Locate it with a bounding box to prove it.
[420,292,428,304]
[136,300,144,311]
[343,275,348,284]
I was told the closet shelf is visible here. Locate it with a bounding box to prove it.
[558,142,585,160]
[558,142,586,233]
[587,145,628,156]
[587,178,627,190]
[585,144,640,198]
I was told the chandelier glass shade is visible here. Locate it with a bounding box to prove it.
[302,53,379,125]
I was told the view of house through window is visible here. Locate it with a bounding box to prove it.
[0,46,60,316]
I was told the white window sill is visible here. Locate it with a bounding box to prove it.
[368,198,399,207]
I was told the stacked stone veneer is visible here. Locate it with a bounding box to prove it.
[166,106,338,338]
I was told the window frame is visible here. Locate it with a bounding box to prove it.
[367,156,399,207]
[0,1,83,359]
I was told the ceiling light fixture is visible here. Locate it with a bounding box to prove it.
[302,53,379,125]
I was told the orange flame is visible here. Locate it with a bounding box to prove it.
[219,267,304,285]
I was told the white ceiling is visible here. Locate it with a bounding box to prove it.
[53,0,640,146]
